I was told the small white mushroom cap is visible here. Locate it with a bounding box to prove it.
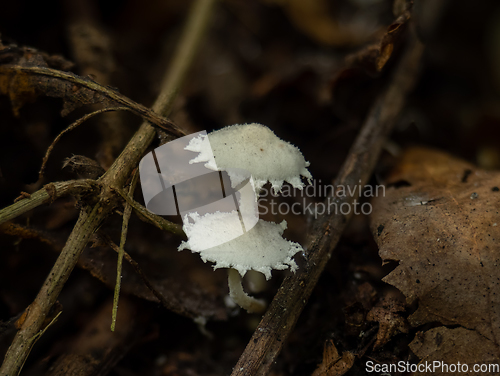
[178,212,302,280]
[185,123,312,193]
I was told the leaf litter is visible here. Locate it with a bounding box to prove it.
[370,147,500,371]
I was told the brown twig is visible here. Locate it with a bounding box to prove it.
[113,187,185,237]
[111,170,138,331]
[0,179,98,225]
[38,107,129,180]
[98,234,203,319]
[0,0,217,374]
[230,33,425,376]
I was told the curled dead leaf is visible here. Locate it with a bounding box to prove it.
[370,147,500,355]
[346,11,411,75]
[312,340,355,376]
[0,39,184,136]
[366,296,409,349]
[63,155,105,179]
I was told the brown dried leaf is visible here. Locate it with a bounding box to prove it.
[328,11,412,122]
[1,64,115,117]
[0,40,184,136]
[409,327,499,376]
[312,340,355,376]
[370,147,500,347]
[0,43,75,116]
[63,155,105,179]
[366,296,409,349]
[346,11,410,75]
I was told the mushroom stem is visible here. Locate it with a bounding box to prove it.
[228,268,266,314]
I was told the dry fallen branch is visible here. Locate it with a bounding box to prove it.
[231,31,425,376]
[0,179,98,225]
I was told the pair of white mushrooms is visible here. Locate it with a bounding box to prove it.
[179,123,312,313]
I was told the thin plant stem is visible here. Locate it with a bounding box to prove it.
[113,187,185,237]
[0,179,97,225]
[111,170,139,331]
[99,233,201,318]
[39,107,129,180]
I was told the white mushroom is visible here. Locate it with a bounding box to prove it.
[178,210,302,313]
[178,123,310,313]
[185,123,312,193]
[179,213,302,280]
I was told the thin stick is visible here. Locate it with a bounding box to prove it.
[111,170,138,331]
[113,187,185,237]
[17,311,62,375]
[100,234,203,318]
[230,34,425,376]
[0,0,217,374]
[39,107,129,180]
[0,179,97,225]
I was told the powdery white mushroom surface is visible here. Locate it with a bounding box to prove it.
[178,123,311,312]
[178,211,303,280]
[185,123,312,193]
